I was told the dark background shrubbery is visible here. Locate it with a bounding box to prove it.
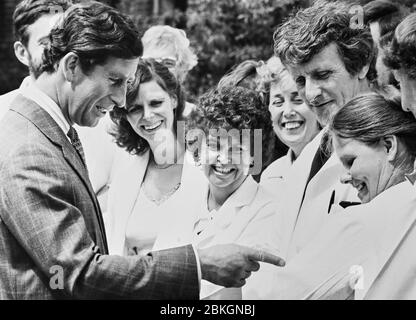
[1,0,415,97]
[119,0,311,101]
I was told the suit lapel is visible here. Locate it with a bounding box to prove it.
[10,95,108,252]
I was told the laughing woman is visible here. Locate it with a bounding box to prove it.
[260,57,320,192]
[105,58,207,256]
[186,85,280,299]
[245,93,416,299]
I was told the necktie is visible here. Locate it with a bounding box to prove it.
[67,126,87,167]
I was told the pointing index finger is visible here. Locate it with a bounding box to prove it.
[247,248,286,267]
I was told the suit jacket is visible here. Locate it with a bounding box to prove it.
[278,130,359,260]
[0,94,198,299]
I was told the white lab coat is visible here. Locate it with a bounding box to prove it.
[192,177,280,300]
[260,149,296,195]
[244,180,416,299]
[278,130,359,260]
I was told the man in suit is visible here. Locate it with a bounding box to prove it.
[272,0,374,259]
[0,1,284,299]
[0,0,74,120]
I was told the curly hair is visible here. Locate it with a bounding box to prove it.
[38,1,142,75]
[383,12,416,79]
[187,86,273,165]
[274,0,377,84]
[142,25,198,83]
[110,58,186,155]
[13,0,74,46]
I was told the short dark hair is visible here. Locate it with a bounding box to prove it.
[383,12,416,79]
[110,58,185,156]
[329,92,416,171]
[365,1,409,33]
[188,86,273,164]
[274,0,377,83]
[364,0,410,47]
[13,0,73,46]
[39,1,142,75]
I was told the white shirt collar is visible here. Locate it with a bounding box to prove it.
[21,83,71,139]
[205,175,259,212]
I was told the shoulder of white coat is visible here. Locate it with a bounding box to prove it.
[261,155,289,181]
[248,181,279,214]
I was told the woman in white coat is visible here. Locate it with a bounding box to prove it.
[260,56,320,192]
[244,93,416,299]
[186,85,281,299]
[104,58,207,256]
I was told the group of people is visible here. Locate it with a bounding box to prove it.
[1,0,416,300]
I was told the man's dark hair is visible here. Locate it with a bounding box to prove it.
[13,0,74,46]
[364,0,410,47]
[39,1,142,75]
[383,12,416,79]
[274,0,377,83]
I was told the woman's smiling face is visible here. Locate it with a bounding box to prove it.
[268,74,319,153]
[201,133,251,192]
[334,136,394,203]
[126,80,177,143]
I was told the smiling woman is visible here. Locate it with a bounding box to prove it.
[103,58,209,258]
[329,92,416,203]
[186,86,279,299]
[260,56,320,193]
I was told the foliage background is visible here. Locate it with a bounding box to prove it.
[118,0,415,101]
[119,0,311,101]
[2,0,415,97]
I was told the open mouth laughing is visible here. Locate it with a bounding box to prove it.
[141,120,163,133]
[212,164,236,176]
[281,120,305,130]
[353,181,368,201]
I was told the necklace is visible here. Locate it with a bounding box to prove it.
[143,182,181,205]
[152,162,176,169]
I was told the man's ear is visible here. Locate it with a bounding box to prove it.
[382,135,398,162]
[13,41,30,66]
[60,52,83,83]
[358,63,370,80]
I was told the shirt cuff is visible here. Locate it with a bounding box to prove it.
[192,244,201,292]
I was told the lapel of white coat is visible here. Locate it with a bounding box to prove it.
[107,149,149,254]
[279,131,324,256]
[196,177,258,248]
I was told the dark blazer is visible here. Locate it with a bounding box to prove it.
[0,94,198,299]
